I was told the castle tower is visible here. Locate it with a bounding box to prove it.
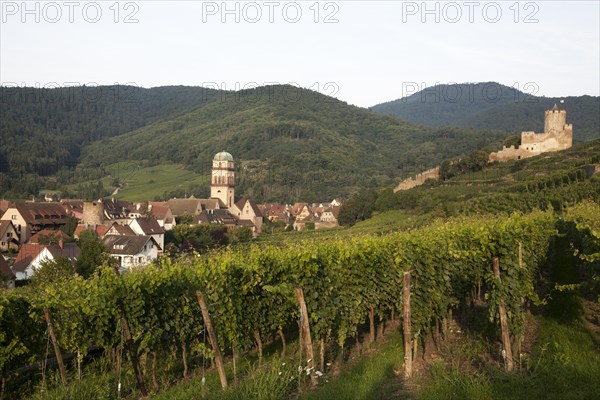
[82,200,104,225]
[544,103,568,133]
[210,151,235,208]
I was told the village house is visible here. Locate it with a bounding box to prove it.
[0,220,19,252]
[134,202,176,230]
[102,235,161,272]
[12,241,80,280]
[105,223,137,236]
[257,203,291,224]
[230,198,263,235]
[129,217,165,251]
[320,205,341,224]
[1,202,69,243]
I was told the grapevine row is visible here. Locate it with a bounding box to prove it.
[0,210,557,395]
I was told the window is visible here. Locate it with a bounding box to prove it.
[6,233,11,238]
[11,215,16,220]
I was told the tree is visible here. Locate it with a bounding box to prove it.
[227,227,253,244]
[30,256,75,287]
[338,189,377,226]
[176,213,194,225]
[76,230,108,278]
[60,216,79,236]
[374,188,397,212]
[167,224,229,252]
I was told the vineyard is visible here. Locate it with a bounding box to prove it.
[1,205,599,399]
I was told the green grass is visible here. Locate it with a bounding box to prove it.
[110,163,209,202]
[65,162,209,202]
[298,330,405,400]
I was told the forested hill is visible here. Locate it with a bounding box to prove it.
[371,82,599,141]
[0,85,222,177]
[81,85,509,202]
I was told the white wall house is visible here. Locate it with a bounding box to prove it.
[12,242,79,280]
[102,235,160,272]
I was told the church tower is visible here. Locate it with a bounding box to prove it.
[210,151,235,208]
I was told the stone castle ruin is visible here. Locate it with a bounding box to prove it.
[489,104,573,162]
[394,166,440,192]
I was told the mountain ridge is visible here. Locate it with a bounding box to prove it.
[371,82,599,141]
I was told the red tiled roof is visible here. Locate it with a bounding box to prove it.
[13,202,69,225]
[12,242,79,272]
[74,224,110,238]
[29,229,71,244]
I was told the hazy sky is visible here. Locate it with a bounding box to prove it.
[1,1,599,107]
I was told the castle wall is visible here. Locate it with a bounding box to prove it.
[488,146,535,162]
[394,167,440,192]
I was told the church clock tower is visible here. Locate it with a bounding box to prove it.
[210,151,235,208]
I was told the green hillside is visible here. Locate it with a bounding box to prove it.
[0,85,223,198]
[81,85,509,202]
[370,138,600,224]
[371,82,599,141]
[64,162,210,202]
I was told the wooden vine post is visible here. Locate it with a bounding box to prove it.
[196,290,228,389]
[402,271,413,379]
[295,287,317,385]
[493,257,514,371]
[43,308,68,387]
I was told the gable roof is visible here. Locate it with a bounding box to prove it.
[12,242,79,272]
[0,220,17,237]
[11,202,69,225]
[147,202,173,221]
[29,229,71,244]
[107,224,136,236]
[167,198,202,216]
[132,217,164,235]
[103,235,160,255]
[236,198,263,218]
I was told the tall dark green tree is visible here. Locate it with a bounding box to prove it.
[338,189,378,226]
[76,230,108,278]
